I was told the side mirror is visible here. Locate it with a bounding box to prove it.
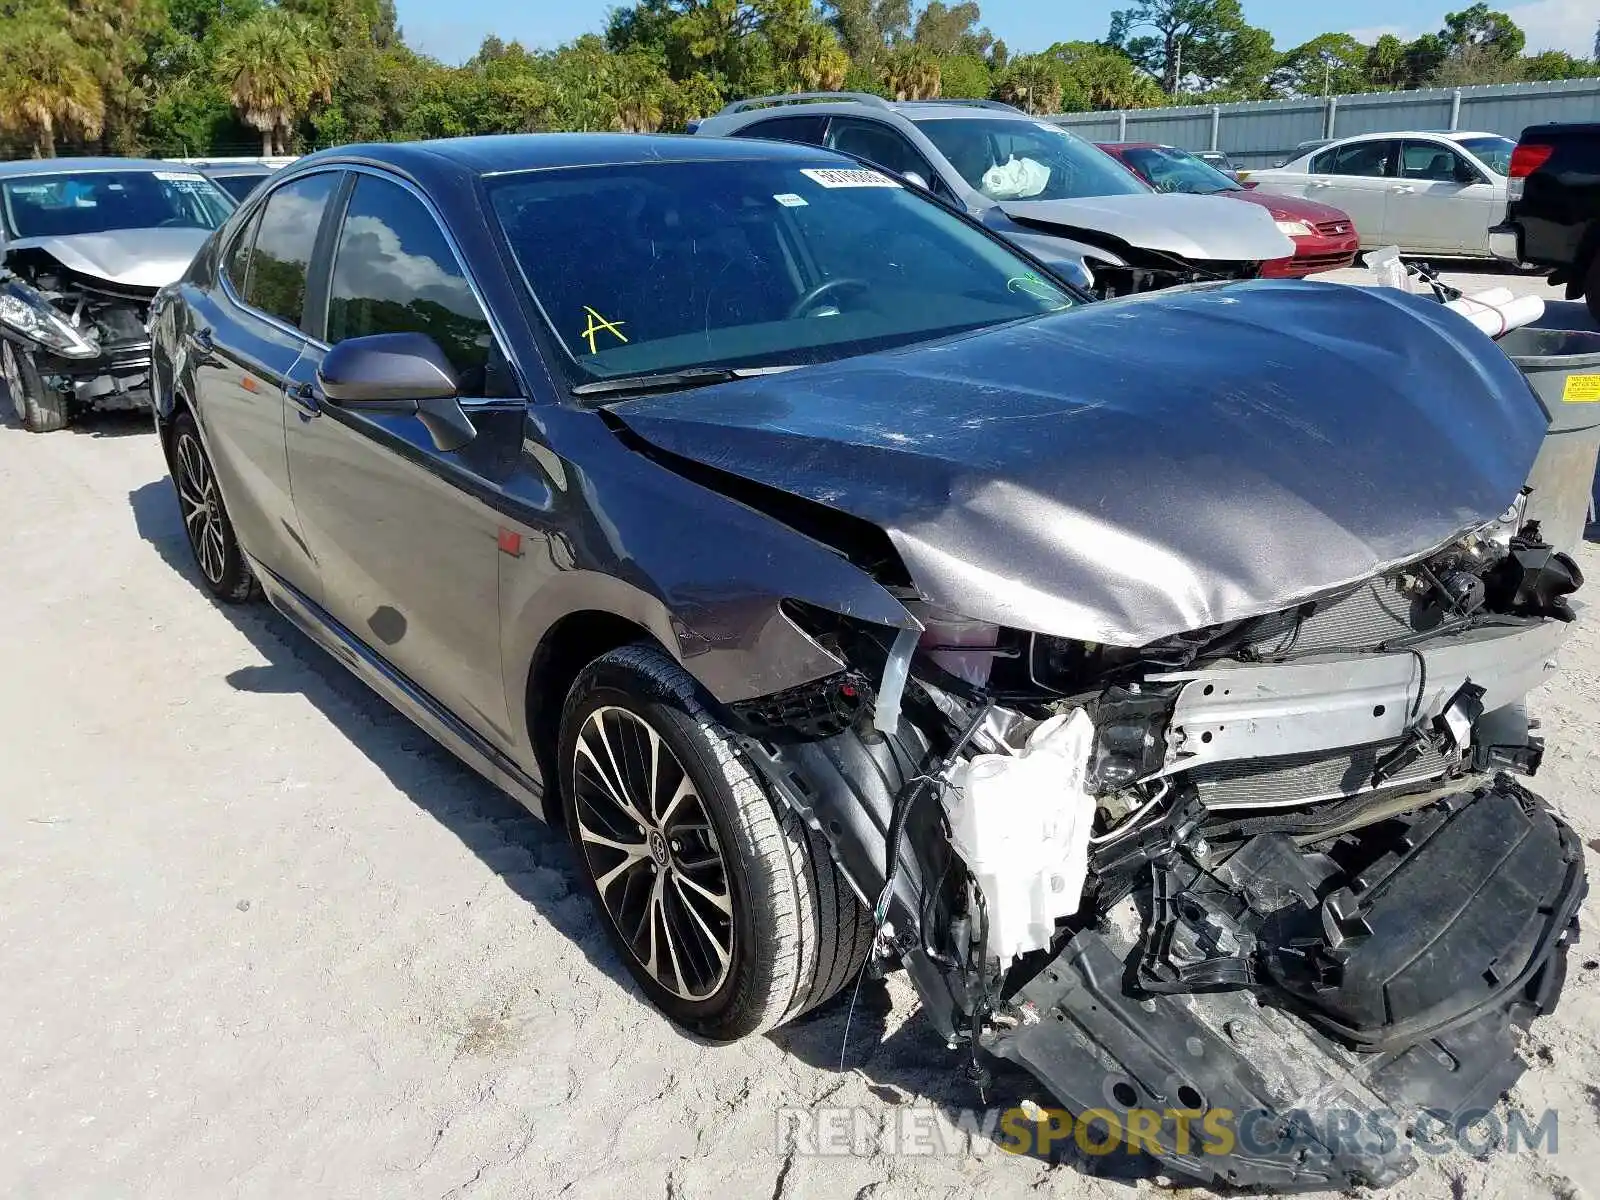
[1454,161,1483,185]
[1040,258,1094,293]
[316,331,476,453]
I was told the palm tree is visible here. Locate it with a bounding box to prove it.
[0,20,105,157]
[212,10,333,155]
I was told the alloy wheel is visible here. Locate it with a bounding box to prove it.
[572,705,735,1001]
[174,431,227,585]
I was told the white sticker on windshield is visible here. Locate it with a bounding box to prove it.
[800,167,900,189]
[773,192,808,207]
[154,171,208,182]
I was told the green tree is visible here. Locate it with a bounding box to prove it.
[212,8,333,153]
[1365,33,1407,88]
[1274,33,1371,97]
[912,1,991,57]
[1523,50,1594,81]
[1440,3,1525,60]
[1038,40,1161,110]
[935,52,990,98]
[1107,0,1275,97]
[993,54,1061,114]
[0,14,105,155]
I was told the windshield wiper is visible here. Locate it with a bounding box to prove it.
[571,364,802,401]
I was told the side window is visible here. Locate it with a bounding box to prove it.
[825,117,934,183]
[1327,140,1394,178]
[733,114,828,146]
[223,208,261,294]
[326,175,509,397]
[1310,148,1336,174]
[244,172,337,329]
[1401,140,1473,182]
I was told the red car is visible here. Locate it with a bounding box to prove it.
[1098,142,1361,277]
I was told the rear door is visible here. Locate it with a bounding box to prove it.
[1304,139,1397,246]
[1390,139,1498,253]
[193,170,341,600]
[283,170,524,748]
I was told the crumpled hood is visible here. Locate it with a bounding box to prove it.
[4,227,209,290]
[611,280,1547,646]
[1000,192,1295,262]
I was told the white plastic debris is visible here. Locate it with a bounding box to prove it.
[942,709,1097,963]
[1365,246,1409,291]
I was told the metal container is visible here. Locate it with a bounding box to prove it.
[1496,326,1600,553]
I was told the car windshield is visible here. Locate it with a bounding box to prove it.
[487,158,1078,384]
[0,169,233,239]
[1118,147,1240,195]
[1457,135,1515,175]
[912,118,1149,201]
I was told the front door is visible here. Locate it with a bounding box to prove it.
[283,171,523,750]
[1388,140,1499,254]
[193,172,341,600]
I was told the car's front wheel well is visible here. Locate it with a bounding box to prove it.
[525,610,662,820]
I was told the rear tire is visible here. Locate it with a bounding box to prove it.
[2,341,69,432]
[169,410,256,603]
[558,643,873,1042]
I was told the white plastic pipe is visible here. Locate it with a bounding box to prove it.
[1444,291,1545,339]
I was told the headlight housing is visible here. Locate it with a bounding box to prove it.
[1274,218,1315,238]
[0,280,99,358]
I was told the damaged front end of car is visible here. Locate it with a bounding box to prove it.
[1,242,179,420]
[608,280,1588,1189]
[728,511,1583,1189]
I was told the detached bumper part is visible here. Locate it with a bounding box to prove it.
[1488,224,1522,265]
[988,776,1584,1190]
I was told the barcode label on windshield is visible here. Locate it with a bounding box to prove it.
[800,168,900,189]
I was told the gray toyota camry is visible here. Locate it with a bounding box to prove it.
[148,133,1585,1190]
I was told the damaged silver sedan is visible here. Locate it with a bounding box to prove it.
[147,136,1584,1192]
[1,158,232,431]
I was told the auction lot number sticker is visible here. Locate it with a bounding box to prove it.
[800,168,901,189]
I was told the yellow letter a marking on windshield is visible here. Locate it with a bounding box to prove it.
[581,306,628,355]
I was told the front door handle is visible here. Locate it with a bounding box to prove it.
[287,380,322,420]
[1389,184,1415,194]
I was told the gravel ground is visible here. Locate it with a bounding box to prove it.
[3,267,1600,1200]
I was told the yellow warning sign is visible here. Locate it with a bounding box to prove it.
[580,306,628,355]
[1563,374,1600,403]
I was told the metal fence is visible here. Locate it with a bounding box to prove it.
[1047,76,1600,168]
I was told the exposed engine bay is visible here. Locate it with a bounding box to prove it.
[1,245,157,416]
[727,506,1585,1189]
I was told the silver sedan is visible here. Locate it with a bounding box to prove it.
[1246,130,1514,257]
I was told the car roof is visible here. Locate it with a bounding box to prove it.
[289,132,854,182]
[0,157,200,179]
[196,163,275,176]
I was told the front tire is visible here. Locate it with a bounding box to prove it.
[169,410,256,603]
[558,644,873,1042]
[2,340,69,432]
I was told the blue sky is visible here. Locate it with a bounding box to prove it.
[396,0,1595,70]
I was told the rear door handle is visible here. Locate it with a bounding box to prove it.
[287,380,322,420]
[1389,184,1415,194]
